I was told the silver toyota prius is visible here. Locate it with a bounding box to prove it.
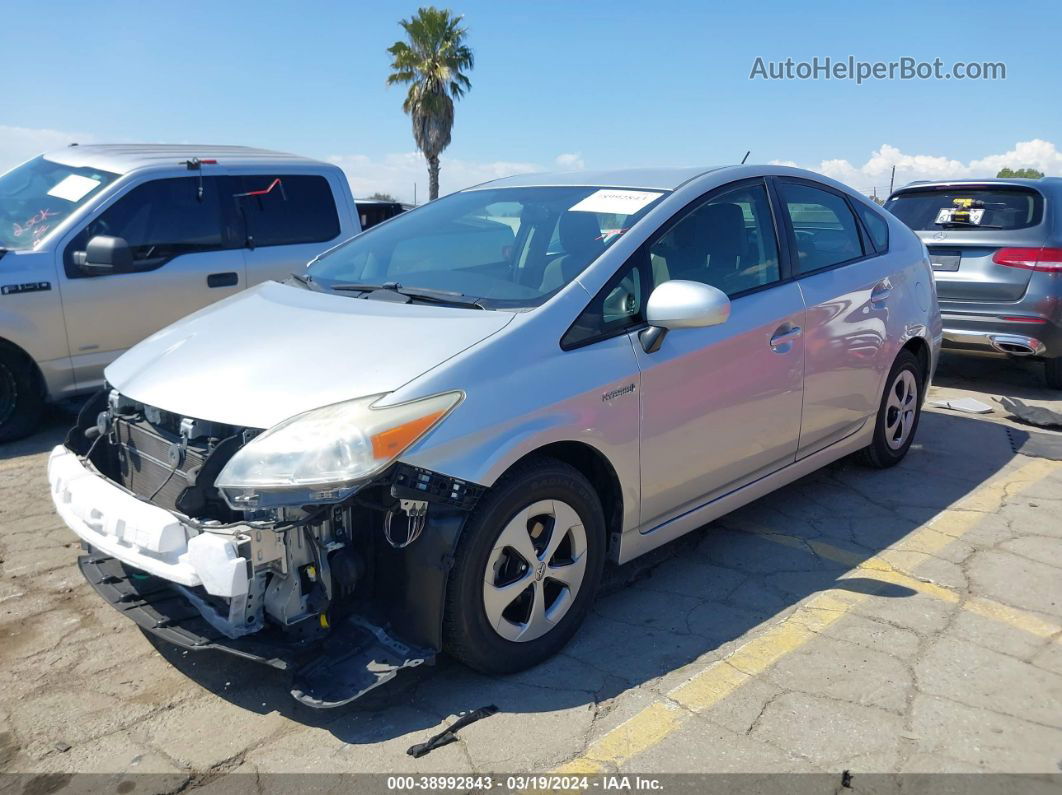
[48,165,941,707]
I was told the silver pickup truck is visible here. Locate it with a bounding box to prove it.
[0,144,373,441]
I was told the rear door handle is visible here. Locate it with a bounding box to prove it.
[871,279,893,303]
[770,325,802,350]
[207,272,239,288]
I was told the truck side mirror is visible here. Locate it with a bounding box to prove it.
[80,235,133,275]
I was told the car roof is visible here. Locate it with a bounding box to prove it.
[469,166,729,192]
[39,144,326,175]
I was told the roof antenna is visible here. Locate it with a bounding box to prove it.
[740,151,750,165]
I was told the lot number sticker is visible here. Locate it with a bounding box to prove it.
[47,174,102,203]
[570,189,663,215]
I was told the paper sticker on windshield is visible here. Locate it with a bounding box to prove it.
[47,174,101,203]
[935,207,984,225]
[569,190,663,215]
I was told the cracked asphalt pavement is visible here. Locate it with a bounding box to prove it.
[1,352,1061,786]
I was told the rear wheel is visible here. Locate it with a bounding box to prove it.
[1045,357,1062,390]
[858,349,923,469]
[0,347,44,443]
[443,457,606,674]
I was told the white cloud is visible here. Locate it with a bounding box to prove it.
[0,125,95,173]
[774,139,1062,196]
[328,151,544,204]
[554,152,585,171]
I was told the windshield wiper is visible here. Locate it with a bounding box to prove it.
[286,272,328,292]
[330,282,485,309]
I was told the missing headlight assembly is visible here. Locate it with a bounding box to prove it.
[55,388,484,707]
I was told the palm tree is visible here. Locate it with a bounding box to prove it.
[387,7,474,200]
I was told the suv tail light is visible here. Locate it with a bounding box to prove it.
[992,247,1062,272]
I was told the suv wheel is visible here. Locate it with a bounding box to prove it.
[0,347,44,443]
[443,457,606,674]
[1045,357,1062,390]
[858,349,923,469]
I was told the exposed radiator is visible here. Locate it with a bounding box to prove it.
[114,419,208,511]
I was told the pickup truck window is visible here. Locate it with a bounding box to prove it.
[65,177,227,277]
[0,155,118,250]
[234,174,340,247]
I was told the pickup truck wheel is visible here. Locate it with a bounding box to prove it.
[1045,357,1062,390]
[0,348,44,443]
[857,349,923,469]
[443,457,606,675]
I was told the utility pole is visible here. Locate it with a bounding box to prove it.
[889,165,896,196]
[413,183,417,206]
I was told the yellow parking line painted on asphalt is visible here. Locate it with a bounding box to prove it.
[554,458,1058,775]
[731,517,1062,642]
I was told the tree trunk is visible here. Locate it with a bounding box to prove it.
[428,155,440,200]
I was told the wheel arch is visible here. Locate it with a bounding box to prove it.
[503,440,625,554]
[0,336,46,399]
[900,336,932,397]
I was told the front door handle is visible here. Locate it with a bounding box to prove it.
[871,279,893,303]
[770,324,802,350]
[207,272,239,288]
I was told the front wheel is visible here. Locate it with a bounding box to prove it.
[858,349,923,469]
[0,347,44,443]
[443,457,606,674]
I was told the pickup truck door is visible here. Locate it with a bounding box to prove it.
[229,171,352,286]
[56,175,246,392]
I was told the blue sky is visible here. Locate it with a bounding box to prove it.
[2,0,1060,201]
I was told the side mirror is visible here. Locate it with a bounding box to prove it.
[79,235,133,275]
[640,280,731,353]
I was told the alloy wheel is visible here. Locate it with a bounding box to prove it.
[884,369,918,450]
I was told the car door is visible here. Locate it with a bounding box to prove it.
[773,177,891,457]
[632,179,806,528]
[232,172,346,286]
[57,175,246,392]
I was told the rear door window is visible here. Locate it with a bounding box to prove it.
[777,181,865,274]
[885,187,1044,231]
[234,174,340,247]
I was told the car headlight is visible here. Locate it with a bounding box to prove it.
[215,391,462,509]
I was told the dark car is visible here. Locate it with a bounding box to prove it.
[886,178,1062,388]
[355,199,409,229]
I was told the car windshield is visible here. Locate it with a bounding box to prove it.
[885,186,1044,231]
[0,155,119,250]
[308,185,667,308]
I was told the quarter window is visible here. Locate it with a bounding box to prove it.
[856,204,890,252]
[65,177,226,277]
[234,174,340,247]
[778,181,865,273]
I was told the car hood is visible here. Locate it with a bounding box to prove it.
[105,280,514,428]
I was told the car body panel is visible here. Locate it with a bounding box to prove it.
[635,281,805,528]
[105,280,515,429]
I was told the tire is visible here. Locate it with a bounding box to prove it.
[443,456,606,675]
[857,349,923,469]
[0,347,44,443]
[1045,357,1062,390]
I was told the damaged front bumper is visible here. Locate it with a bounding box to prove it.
[49,444,437,707]
[78,554,431,707]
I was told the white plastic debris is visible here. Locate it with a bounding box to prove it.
[931,397,994,414]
